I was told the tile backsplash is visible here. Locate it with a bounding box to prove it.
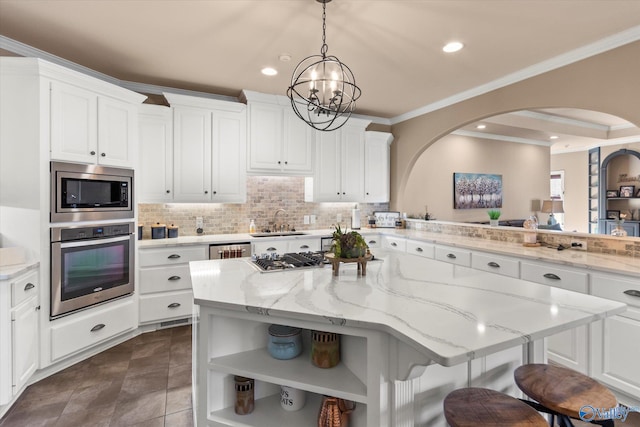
[138,176,388,239]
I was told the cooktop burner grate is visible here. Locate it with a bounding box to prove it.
[252,251,326,272]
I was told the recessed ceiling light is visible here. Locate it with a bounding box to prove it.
[476,124,486,129]
[443,41,464,53]
[279,54,291,62]
[549,135,559,140]
[261,67,278,76]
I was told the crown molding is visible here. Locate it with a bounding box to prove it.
[452,129,552,147]
[391,25,640,125]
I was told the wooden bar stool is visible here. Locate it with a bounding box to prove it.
[514,364,617,427]
[444,387,548,426]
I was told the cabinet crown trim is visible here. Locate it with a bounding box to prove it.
[164,92,246,112]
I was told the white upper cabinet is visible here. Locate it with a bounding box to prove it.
[165,92,247,203]
[311,118,370,202]
[243,90,314,175]
[50,79,143,168]
[364,131,393,203]
[138,104,174,203]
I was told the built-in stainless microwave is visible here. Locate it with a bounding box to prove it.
[50,161,134,222]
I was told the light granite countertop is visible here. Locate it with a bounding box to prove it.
[140,228,640,278]
[190,250,626,367]
[0,261,39,281]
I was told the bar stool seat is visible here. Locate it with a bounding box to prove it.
[444,387,548,426]
[514,364,617,425]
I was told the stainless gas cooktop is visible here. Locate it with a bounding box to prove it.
[251,252,327,272]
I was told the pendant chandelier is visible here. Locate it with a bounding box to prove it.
[287,0,361,132]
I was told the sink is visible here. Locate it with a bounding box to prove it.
[250,232,307,238]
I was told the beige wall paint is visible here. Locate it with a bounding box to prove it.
[404,134,549,222]
[390,41,640,214]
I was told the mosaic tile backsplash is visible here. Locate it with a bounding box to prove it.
[139,176,388,239]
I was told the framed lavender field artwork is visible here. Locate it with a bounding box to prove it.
[454,173,503,209]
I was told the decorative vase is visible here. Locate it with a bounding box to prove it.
[611,225,627,237]
[490,219,499,227]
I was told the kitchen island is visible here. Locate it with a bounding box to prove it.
[190,250,626,427]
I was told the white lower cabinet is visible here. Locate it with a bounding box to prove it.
[138,245,207,325]
[521,262,589,373]
[590,273,640,405]
[381,235,406,252]
[50,297,135,362]
[363,234,381,249]
[405,239,435,258]
[287,238,320,253]
[434,245,471,267]
[471,252,519,278]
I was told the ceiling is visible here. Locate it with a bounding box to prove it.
[1,1,640,152]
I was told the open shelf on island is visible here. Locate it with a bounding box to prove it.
[209,347,368,403]
[209,393,367,427]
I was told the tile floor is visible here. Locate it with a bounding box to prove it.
[0,325,193,427]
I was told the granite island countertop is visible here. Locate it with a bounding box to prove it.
[190,250,626,367]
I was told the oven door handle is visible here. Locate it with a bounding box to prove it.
[56,234,132,248]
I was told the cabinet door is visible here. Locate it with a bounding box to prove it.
[604,220,639,237]
[247,103,283,172]
[138,105,173,202]
[314,131,342,201]
[364,133,390,203]
[173,106,212,202]
[211,110,246,202]
[253,240,288,256]
[340,125,365,202]
[50,80,98,164]
[283,110,314,174]
[97,96,136,167]
[11,297,38,393]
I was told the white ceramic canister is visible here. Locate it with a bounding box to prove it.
[280,385,306,412]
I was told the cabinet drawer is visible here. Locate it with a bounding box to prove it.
[435,246,471,267]
[520,262,587,293]
[11,270,39,308]
[138,246,207,267]
[253,240,288,255]
[405,240,434,258]
[381,236,406,252]
[287,238,320,253]
[591,274,640,321]
[139,290,194,323]
[139,265,192,294]
[50,298,135,362]
[364,235,381,249]
[472,253,519,278]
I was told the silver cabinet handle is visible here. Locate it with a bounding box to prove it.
[624,290,640,298]
[266,247,277,252]
[543,273,561,280]
[90,324,105,332]
[300,245,309,249]
[168,302,181,308]
[390,242,397,247]
[168,276,181,281]
[447,253,456,259]
[24,282,35,291]
[168,254,181,259]
[368,240,377,245]
[415,247,423,252]
[487,262,500,268]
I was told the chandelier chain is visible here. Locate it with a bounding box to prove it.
[321,1,328,57]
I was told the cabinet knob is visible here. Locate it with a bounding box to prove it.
[213,191,217,195]
[278,161,281,164]
[24,282,35,291]
[204,190,208,194]
[487,261,500,268]
[90,324,106,332]
[90,151,96,155]
[168,276,181,281]
[284,161,288,165]
[337,192,340,195]
[101,153,106,157]
[342,192,346,195]
[168,302,181,308]
[543,273,561,280]
[166,190,171,194]
[366,192,370,195]
[415,247,423,252]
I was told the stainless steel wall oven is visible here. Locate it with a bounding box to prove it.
[50,161,134,223]
[50,223,135,319]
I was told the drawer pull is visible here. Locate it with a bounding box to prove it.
[623,290,640,298]
[300,245,309,249]
[487,262,500,268]
[390,242,397,247]
[90,324,105,332]
[168,276,181,281]
[24,282,35,291]
[168,302,181,308]
[266,247,277,252]
[368,240,377,245]
[415,247,423,252]
[543,273,561,280]
[447,253,457,259]
[168,254,181,259]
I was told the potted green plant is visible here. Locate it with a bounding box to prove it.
[488,210,501,226]
[331,224,368,258]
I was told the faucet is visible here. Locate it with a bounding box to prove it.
[272,208,287,232]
